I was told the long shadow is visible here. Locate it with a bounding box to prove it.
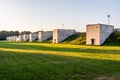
[0,42,120,54]
[0,50,120,80]
[20,44,120,54]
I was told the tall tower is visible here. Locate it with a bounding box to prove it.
[62,24,64,29]
[107,15,110,25]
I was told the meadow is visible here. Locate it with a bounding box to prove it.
[0,41,120,80]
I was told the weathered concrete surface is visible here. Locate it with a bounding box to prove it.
[38,31,52,42]
[29,33,38,42]
[53,29,76,43]
[23,34,29,42]
[86,24,114,45]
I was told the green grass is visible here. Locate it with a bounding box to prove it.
[104,32,120,46]
[0,41,120,80]
[61,33,86,45]
[42,37,53,43]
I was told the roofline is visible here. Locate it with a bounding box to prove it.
[53,29,76,31]
[87,23,114,27]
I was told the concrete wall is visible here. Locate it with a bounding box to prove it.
[15,35,25,42]
[86,24,100,45]
[38,31,52,42]
[16,35,22,42]
[53,29,76,43]
[23,34,29,41]
[86,24,114,45]
[17,35,23,42]
[6,36,11,41]
[6,36,19,41]
[100,24,114,44]
[29,33,38,42]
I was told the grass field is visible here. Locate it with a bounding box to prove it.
[0,41,120,80]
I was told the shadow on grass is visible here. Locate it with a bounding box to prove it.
[104,41,120,46]
[0,49,120,80]
[0,42,119,54]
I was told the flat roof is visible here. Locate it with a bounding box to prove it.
[53,29,75,31]
[87,23,114,27]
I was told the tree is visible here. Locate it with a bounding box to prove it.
[0,31,19,40]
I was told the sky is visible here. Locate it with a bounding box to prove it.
[0,0,120,32]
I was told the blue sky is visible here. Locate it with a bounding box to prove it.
[0,0,119,32]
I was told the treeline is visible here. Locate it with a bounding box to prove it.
[0,31,31,40]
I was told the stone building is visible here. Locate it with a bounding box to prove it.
[17,35,23,42]
[38,31,52,42]
[86,23,114,45]
[23,34,29,41]
[29,33,38,42]
[6,36,19,41]
[6,36,12,41]
[53,29,76,43]
[15,35,22,42]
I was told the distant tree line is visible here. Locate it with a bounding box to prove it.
[0,30,31,40]
[20,31,31,35]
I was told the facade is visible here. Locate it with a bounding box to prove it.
[53,29,76,43]
[23,34,29,41]
[6,36,19,41]
[38,31,52,42]
[6,36,12,41]
[86,24,114,45]
[29,33,38,42]
[15,35,23,42]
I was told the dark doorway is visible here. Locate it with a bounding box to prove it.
[91,39,95,45]
[54,39,56,43]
